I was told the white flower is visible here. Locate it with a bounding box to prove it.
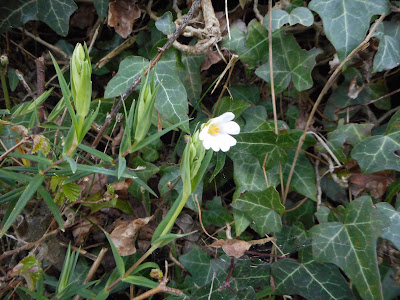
[199,112,240,152]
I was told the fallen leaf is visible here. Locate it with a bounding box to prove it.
[108,0,141,38]
[72,214,105,245]
[79,173,108,196]
[209,239,251,258]
[110,217,151,256]
[350,171,393,198]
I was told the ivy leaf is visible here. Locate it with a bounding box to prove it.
[271,260,354,299]
[213,96,250,119]
[202,196,233,228]
[104,56,149,98]
[36,0,77,36]
[265,7,314,32]
[231,187,284,235]
[309,0,389,61]
[351,132,400,173]
[0,0,37,35]
[230,84,260,105]
[104,53,189,131]
[256,31,322,93]
[373,20,400,72]
[155,11,175,35]
[311,196,384,300]
[375,203,400,250]
[179,246,215,286]
[93,0,108,19]
[178,53,204,104]
[327,120,374,162]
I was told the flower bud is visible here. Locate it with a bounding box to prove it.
[71,43,92,120]
[133,72,158,143]
[0,54,8,66]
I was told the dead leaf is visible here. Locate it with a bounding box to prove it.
[111,178,133,199]
[108,0,141,38]
[110,217,151,256]
[72,214,105,245]
[350,171,393,198]
[78,173,108,196]
[201,50,224,71]
[209,239,251,258]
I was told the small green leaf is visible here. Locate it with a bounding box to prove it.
[0,174,44,238]
[104,231,125,277]
[117,155,126,180]
[93,0,108,19]
[63,155,77,174]
[155,11,175,35]
[152,231,195,248]
[373,20,400,72]
[78,144,113,163]
[8,68,19,91]
[122,275,158,289]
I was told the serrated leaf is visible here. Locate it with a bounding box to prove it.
[213,96,250,119]
[272,259,354,299]
[232,187,283,235]
[351,132,400,173]
[309,0,389,61]
[31,135,50,156]
[311,196,383,300]
[62,182,80,202]
[155,11,175,35]
[256,30,322,93]
[36,0,77,36]
[373,20,400,72]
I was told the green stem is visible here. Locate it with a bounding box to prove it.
[1,70,10,111]
[160,193,189,237]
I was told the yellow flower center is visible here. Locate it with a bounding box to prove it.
[208,124,220,135]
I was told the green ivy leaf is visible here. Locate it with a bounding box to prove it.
[373,20,400,72]
[36,0,77,36]
[265,7,314,32]
[0,0,37,35]
[327,120,374,162]
[93,0,108,19]
[213,96,250,118]
[311,196,384,300]
[202,196,233,228]
[104,53,189,131]
[230,84,260,105]
[272,259,354,299]
[375,203,400,250]
[232,187,283,235]
[155,11,175,35]
[351,132,400,173]
[256,31,321,93]
[179,246,215,286]
[309,0,389,61]
[178,53,204,103]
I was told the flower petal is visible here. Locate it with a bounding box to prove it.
[211,112,235,124]
[199,126,209,141]
[220,121,240,135]
[219,134,237,152]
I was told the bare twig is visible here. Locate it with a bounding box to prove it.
[0,136,31,162]
[283,13,387,202]
[15,69,35,99]
[94,35,137,69]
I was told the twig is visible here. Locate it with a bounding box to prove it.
[254,0,264,23]
[18,28,69,59]
[284,196,308,213]
[377,105,400,125]
[94,35,137,69]
[35,57,45,96]
[15,69,35,99]
[0,136,31,162]
[282,13,386,202]
[195,195,218,241]
[225,0,231,39]
[0,229,60,262]
[73,248,108,300]
[335,87,400,114]
[89,0,202,151]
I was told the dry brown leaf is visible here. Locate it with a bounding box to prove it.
[209,239,251,258]
[349,171,393,199]
[111,178,133,199]
[72,215,105,245]
[108,0,141,38]
[79,173,108,196]
[201,50,223,71]
[110,217,151,256]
